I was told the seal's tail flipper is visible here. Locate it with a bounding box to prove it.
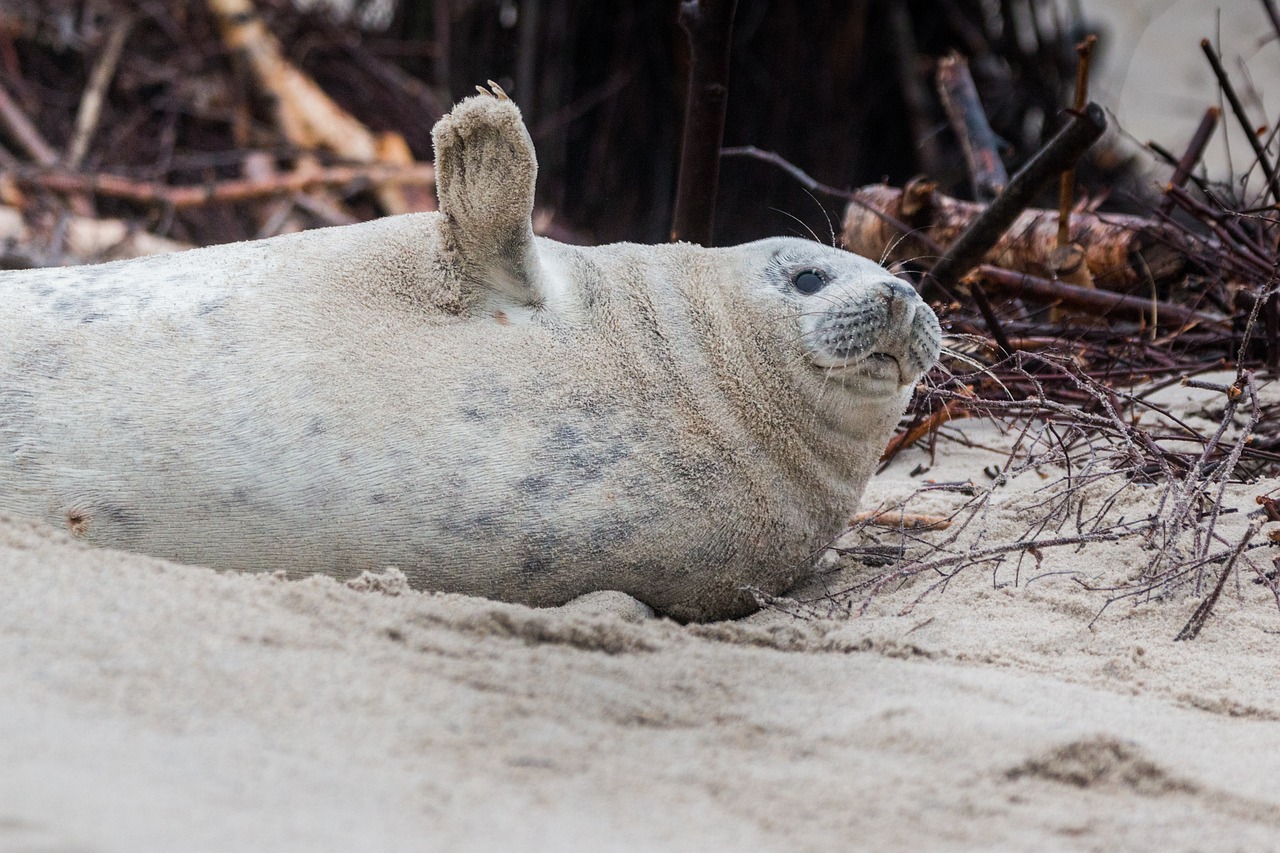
[432,82,547,309]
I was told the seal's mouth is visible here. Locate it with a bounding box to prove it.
[861,352,902,382]
[812,351,906,385]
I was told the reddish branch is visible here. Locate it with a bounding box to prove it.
[937,52,1008,201]
[15,163,436,210]
[881,399,967,462]
[1057,35,1096,247]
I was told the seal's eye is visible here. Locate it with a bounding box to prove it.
[792,270,827,295]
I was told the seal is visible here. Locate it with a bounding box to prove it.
[0,84,940,621]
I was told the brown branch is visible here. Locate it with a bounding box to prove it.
[15,163,436,210]
[881,400,967,462]
[851,510,953,531]
[968,276,1015,356]
[969,264,1225,328]
[928,102,1107,291]
[670,0,739,245]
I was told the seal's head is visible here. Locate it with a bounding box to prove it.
[743,237,941,403]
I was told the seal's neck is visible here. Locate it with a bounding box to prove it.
[663,264,905,503]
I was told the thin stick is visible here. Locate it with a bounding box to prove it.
[1058,34,1096,246]
[1200,38,1280,203]
[66,18,133,169]
[1157,106,1220,215]
[882,401,966,461]
[851,510,953,531]
[1146,140,1215,199]
[1174,523,1258,640]
[969,277,1015,357]
[929,102,1106,291]
[670,0,739,245]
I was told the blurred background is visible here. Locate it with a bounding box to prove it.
[0,0,1272,257]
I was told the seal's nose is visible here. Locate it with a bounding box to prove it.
[881,278,919,324]
[882,278,918,303]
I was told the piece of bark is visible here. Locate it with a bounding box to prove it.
[842,183,1190,293]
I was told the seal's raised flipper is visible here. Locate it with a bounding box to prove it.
[432,82,547,310]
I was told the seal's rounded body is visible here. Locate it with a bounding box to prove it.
[0,89,939,621]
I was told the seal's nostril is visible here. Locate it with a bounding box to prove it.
[883,279,917,302]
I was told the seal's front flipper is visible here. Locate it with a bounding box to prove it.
[433,82,547,310]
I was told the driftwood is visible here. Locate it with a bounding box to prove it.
[842,183,1191,294]
[851,510,952,531]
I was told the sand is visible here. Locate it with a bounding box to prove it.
[7,5,1280,845]
[3,371,1280,852]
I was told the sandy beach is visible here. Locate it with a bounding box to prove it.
[4,3,1280,851]
[3,371,1279,851]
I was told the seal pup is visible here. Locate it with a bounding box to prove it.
[0,85,940,621]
